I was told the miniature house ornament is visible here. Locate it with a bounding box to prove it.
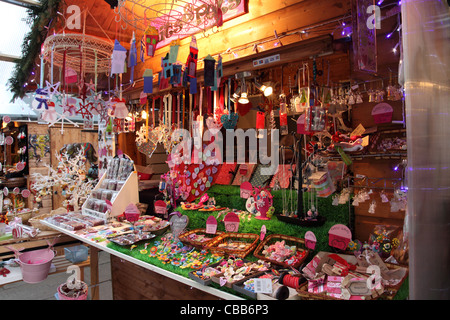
[111,40,127,75]
[186,36,198,79]
[145,25,159,57]
[143,69,154,94]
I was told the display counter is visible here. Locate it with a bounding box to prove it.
[40,220,243,300]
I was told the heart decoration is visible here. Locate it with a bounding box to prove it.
[221,112,239,129]
[169,212,189,241]
[173,161,221,203]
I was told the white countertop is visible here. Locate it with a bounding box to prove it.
[41,220,243,300]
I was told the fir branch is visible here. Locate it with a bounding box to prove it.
[7,0,63,102]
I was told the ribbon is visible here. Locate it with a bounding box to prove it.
[328,253,357,276]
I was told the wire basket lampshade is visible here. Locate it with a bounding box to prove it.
[42,33,114,74]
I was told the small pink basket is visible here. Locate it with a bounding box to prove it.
[6,237,57,284]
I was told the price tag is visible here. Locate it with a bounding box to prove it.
[254,278,272,294]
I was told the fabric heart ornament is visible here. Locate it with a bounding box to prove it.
[199,163,205,170]
[186,178,191,186]
[192,172,197,180]
[194,182,198,188]
[221,112,238,129]
[206,168,211,176]
[206,181,211,188]
[208,176,213,183]
[212,166,218,174]
[185,171,191,177]
[202,177,207,183]
[194,167,200,174]
[200,184,205,192]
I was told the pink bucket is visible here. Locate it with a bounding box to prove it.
[18,248,55,283]
[6,237,57,284]
[57,282,88,300]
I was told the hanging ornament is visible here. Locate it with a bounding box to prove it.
[41,101,58,123]
[128,31,138,83]
[145,25,159,57]
[112,98,128,119]
[168,39,180,64]
[143,69,154,94]
[32,88,49,111]
[77,100,93,119]
[186,36,198,79]
[204,54,216,87]
[64,67,78,84]
[111,40,127,75]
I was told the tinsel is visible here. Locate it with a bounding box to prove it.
[7,0,63,102]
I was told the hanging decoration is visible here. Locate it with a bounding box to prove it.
[111,39,127,75]
[186,36,199,80]
[144,25,159,57]
[128,31,138,83]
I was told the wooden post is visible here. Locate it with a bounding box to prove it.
[89,245,100,300]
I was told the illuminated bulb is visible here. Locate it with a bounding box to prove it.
[238,92,249,104]
[141,110,148,119]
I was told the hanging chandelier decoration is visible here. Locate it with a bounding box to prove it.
[113,0,247,48]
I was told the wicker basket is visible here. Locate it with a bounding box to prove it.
[205,232,259,258]
[28,207,67,231]
[253,234,309,268]
[296,260,408,300]
[178,228,223,249]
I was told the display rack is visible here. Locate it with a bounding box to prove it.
[82,157,139,221]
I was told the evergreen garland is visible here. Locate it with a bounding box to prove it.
[7,0,63,102]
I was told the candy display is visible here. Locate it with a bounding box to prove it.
[108,232,155,246]
[210,257,271,288]
[133,215,170,235]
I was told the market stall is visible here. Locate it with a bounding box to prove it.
[5,0,442,301]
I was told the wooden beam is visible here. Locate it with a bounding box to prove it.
[0,53,20,63]
[0,0,40,8]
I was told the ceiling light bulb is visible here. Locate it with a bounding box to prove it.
[238,92,249,104]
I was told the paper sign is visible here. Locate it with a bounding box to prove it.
[351,123,365,137]
[328,224,352,250]
[240,181,253,199]
[305,231,317,250]
[206,215,217,234]
[254,278,272,294]
[223,212,240,232]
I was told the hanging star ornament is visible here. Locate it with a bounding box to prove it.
[77,99,93,119]
[43,80,61,100]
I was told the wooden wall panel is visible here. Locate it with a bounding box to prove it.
[49,126,98,210]
[27,123,52,213]
[352,159,406,241]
